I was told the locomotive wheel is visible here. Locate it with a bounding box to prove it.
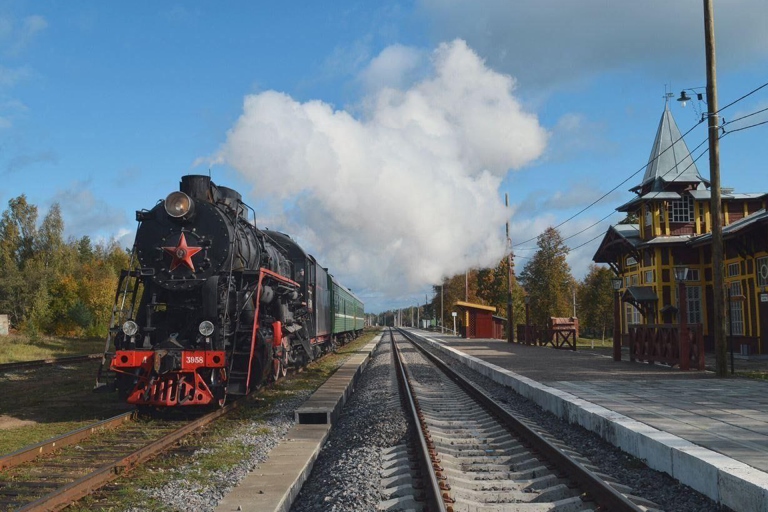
[271,341,289,382]
[279,348,288,378]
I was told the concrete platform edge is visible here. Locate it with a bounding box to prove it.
[420,334,768,512]
[215,333,383,512]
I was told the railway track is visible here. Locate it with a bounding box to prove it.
[0,405,236,511]
[0,354,102,373]
[387,328,659,512]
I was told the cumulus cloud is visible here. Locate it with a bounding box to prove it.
[215,40,547,298]
[357,44,426,93]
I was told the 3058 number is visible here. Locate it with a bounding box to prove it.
[185,355,205,365]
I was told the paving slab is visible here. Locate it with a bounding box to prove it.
[410,330,768,512]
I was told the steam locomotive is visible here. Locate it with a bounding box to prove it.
[96,175,364,407]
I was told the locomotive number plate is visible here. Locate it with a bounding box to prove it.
[185,355,205,365]
[180,350,227,369]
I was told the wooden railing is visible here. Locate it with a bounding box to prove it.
[516,324,576,351]
[628,323,705,370]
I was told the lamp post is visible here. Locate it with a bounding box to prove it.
[441,285,444,334]
[506,193,514,344]
[611,277,623,361]
[675,266,689,370]
[524,295,531,345]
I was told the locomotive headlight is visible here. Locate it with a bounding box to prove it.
[199,321,215,337]
[164,191,193,219]
[122,320,139,336]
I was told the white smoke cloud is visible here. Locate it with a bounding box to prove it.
[216,40,547,300]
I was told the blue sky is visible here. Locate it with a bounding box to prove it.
[2,1,767,312]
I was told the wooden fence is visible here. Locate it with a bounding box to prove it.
[516,324,577,351]
[628,323,705,370]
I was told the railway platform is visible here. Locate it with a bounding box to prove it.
[410,329,768,512]
[215,334,382,512]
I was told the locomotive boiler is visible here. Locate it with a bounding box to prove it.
[96,175,364,407]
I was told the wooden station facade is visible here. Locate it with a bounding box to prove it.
[454,301,507,340]
[594,104,768,355]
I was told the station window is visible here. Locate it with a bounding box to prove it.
[687,269,700,282]
[727,263,740,277]
[757,256,768,287]
[728,281,744,335]
[644,270,654,284]
[671,196,694,222]
[686,286,702,324]
[625,304,643,326]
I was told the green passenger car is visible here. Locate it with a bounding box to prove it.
[329,274,364,342]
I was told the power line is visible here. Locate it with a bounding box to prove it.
[565,143,712,253]
[722,118,768,136]
[517,134,709,252]
[510,81,768,257]
[717,80,768,114]
[511,118,705,248]
[723,106,768,126]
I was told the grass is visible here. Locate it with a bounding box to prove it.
[0,333,105,364]
[0,359,130,454]
[71,327,382,511]
[737,370,768,381]
[0,420,99,455]
[575,336,614,349]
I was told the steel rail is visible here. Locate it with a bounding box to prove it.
[398,328,645,512]
[389,329,446,512]
[0,412,134,471]
[0,354,102,372]
[16,402,238,512]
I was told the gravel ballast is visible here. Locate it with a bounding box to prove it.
[291,336,407,512]
[125,330,722,511]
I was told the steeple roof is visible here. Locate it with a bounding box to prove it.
[632,104,709,194]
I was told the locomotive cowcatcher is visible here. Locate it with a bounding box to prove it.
[96,175,363,407]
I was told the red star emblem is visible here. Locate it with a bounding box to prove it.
[162,232,202,271]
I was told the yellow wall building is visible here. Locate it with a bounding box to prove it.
[593,104,768,354]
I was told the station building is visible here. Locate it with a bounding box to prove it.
[593,103,768,355]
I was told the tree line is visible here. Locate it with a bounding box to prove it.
[0,195,130,338]
[1,195,616,341]
[381,227,616,340]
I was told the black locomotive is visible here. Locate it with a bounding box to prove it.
[97,175,363,407]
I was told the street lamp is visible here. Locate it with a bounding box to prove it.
[676,88,705,109]
[524,295,531,345]
[675,266,690,370]
[611,277,623,361]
